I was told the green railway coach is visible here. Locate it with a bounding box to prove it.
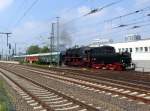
[12,52,62,65]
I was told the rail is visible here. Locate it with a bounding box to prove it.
[0,67,100,111]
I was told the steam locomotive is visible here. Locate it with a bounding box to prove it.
[64,46,132,71]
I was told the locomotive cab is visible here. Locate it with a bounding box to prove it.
[90,46,116,69]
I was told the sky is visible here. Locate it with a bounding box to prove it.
[0,0,150,54]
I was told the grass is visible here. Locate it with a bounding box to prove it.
[0,102,7,111]
[0,79,14,111]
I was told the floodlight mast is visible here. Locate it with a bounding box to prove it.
[0,32,12,60]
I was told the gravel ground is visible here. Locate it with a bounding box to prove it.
[6,66,150,111]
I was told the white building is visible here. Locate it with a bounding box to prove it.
[89,36,150,72]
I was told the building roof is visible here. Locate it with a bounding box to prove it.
[110,38,150,44]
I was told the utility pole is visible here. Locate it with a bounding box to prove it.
[2,48,3,60]
[15,43,17,55]
[56,17,60,66]
[0,32,12,60]
[56,17,60,51]
[49,23,55,65]
[8,43,11,57]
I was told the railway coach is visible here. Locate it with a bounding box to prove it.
[12,52,62,65]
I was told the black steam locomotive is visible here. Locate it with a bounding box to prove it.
[64,46,132,71]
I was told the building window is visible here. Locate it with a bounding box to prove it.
[118,48,121,52]
[135,47,139,52]
[125,48,128,52]
[144,47,148,52]
[140,47,143,52]
[129,48,132,52]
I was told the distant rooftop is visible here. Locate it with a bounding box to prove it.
[89,35,150,47]
[125,34,141,42]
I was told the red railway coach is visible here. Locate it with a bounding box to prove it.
[25,56,39,63]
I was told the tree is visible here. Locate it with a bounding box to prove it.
[40,46,49,53]
[26,45,40,54]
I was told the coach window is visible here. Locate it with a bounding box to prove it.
[144,47,148,52]
[122,48,124,52]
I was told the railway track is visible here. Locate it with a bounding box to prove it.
[23,64,150,87]
[0,68,99,111]
[13,64,150,92]
[0,63,150,111]
[13,65,150,102]
[48,67,150,86]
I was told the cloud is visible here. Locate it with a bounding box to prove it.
[135,0,150,7]
[0,0,13,11]
[78,6,90,15]
[12,21,50,45]
[74,28,100,45]
[113,7,127,17]
[59,5,109,46]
